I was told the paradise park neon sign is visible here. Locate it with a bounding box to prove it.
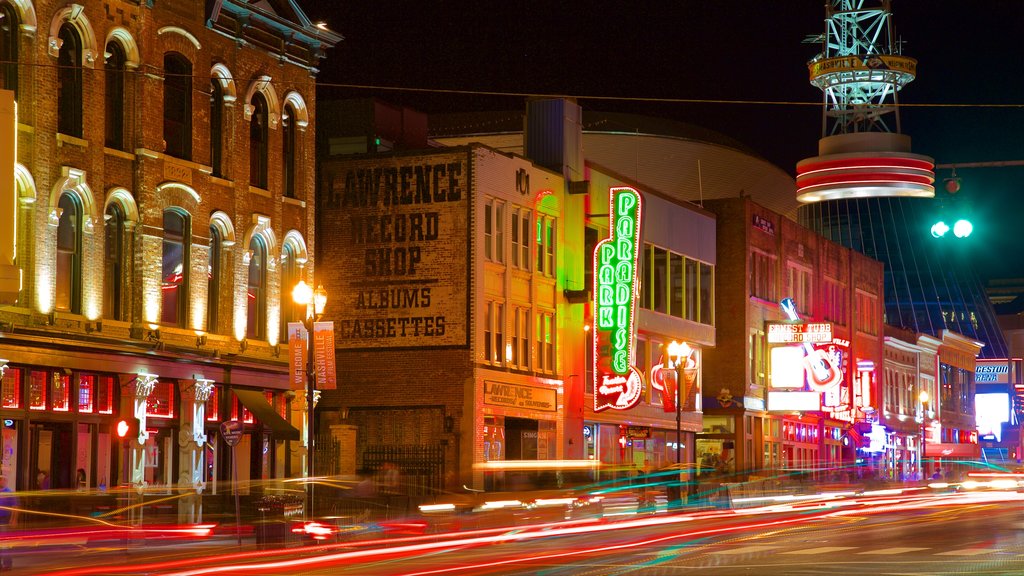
[594,187,644,412]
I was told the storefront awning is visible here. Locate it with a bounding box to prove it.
[231,389,301,441]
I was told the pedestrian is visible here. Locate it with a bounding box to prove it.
[35,470,49,490]
[931,467,942,480]
[0,475,18,571]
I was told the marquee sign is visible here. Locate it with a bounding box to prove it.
[594,187,644,412]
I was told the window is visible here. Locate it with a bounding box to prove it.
[585,328,594,394]
[511,307,530,369]
[205,386,220,421]
[78,374,94,413]
[231,394,254,424]
[249,92,269,188]
[105,42,126,149]
[146,381,175,418]
[484,199,505,263]
[207,225,221,334]
[511,207,530,270]
[653,247,667,314]
[161,209,189,326]
[823,277,847,324]
[57,23,83,137]
[536,216,555,276]
[685,258,699,322]
[670,253,683,318]
[53,373,70,411]
[282,102,297,198]
[103,203,125,320]
[97,375,114,414]
[750,250,776,302]
[210,79,225,177]
[536,311,554,373]
[787,263,813,314]
[483,301,505,365]
[699,261,714,325]
[246,235,267,339]
[0,3,17,96]
[750,329,766,388]
[163,53,192,159]
[279,242,301,343]
[855,290,879,335]
[29,370,46,410]
[1,366,20,408]
[55,192,83,313]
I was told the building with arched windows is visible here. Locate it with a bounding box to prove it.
[0,0,338,514]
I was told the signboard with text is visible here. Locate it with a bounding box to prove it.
[483,381,557,412]
[320,151,470,348]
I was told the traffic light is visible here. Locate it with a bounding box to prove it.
[953,219,973,238]
[116,417,141,442]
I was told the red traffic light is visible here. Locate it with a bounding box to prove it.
[116,418,140,439]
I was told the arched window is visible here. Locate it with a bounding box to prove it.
[279,242,300,342]
[0,3,18,96]
[210,79,225,177]
[207,224,221,334]
[161,209,189,326]
[55,192,83,313]
[103,203,125,320]
[282,103,297,198]
[104,41,126,149]
[57,23,83,137]
[163,53,192,160]
[249,92,269,189]
[246,235,267,339]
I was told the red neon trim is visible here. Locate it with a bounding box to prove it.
[796,172,934,189]
[797,157,934,175]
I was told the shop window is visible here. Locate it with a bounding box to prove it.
[249,91,269,188]
[53,373,70,412]
[206,386,220,421]
[57,23,83,137]
[96,375,114,414]
[78,374,94,413]
[670,253,684,318]
[0,3,18,96]
[146,381,175,418]
[29,370,46,410]
[104,203,125,321]
[55,192,83,313]
[1,366,20,408]
[163,52,192,160]
[105,41,127,150]
[246,235,267,340]
[161,209,189,326]
[210,79,225,177]
[699,262,714,325]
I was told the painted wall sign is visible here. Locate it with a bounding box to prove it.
[483,381,557,412]
[320,151,469,348]
[594,187,644,412]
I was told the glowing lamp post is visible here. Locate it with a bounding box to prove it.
[664,340,695,506]
[292,279,327,514]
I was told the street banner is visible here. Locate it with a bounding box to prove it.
[314,321,337,389]
[287,322,307,389]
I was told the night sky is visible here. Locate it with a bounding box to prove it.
[302,1,1024,280]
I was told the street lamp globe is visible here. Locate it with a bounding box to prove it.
[667,341,692,366]
[919,390,929,404]
[313,284,328,316]
[292,279,313,307]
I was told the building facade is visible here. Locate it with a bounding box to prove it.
[701,197,885,477]
[0,0,338,506]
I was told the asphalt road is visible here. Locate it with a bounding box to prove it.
[29,490,1024,575]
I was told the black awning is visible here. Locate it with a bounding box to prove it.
[231,388,301,441]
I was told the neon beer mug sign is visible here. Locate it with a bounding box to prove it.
[594,187,644,412]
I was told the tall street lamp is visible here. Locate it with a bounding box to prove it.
[665,341,693,506]
[919,390,929,480]
[292,279,327,515]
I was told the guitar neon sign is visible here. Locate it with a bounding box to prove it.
[780,298,842,392]
[594,187,644,412]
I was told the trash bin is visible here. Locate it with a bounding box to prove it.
[255,495,303,549]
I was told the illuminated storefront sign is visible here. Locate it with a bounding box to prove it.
[594,187,644,412]
[766,322,833,344]
[321,151,469,348]
[975,360,1013,384]
[768,298,848,414]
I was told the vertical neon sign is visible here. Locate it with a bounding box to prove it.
[594,186,644,412]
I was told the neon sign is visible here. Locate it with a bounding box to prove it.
[766,322,833,344]
[594,187,643,412]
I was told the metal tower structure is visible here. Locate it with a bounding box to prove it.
[796,1,934,203]
[797,1,1008,359]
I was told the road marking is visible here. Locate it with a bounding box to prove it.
[857,547,929,555]
[708,545,778,555]
[936,549,992,556]
[781,546,856,555]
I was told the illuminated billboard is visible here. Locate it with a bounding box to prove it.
[976,393,1009,442]
[767,298,848,414]
[593,187,644,412]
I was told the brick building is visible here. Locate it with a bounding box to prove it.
[317,99,715,490]
[701,197,885,476]
[0,0,338,512]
